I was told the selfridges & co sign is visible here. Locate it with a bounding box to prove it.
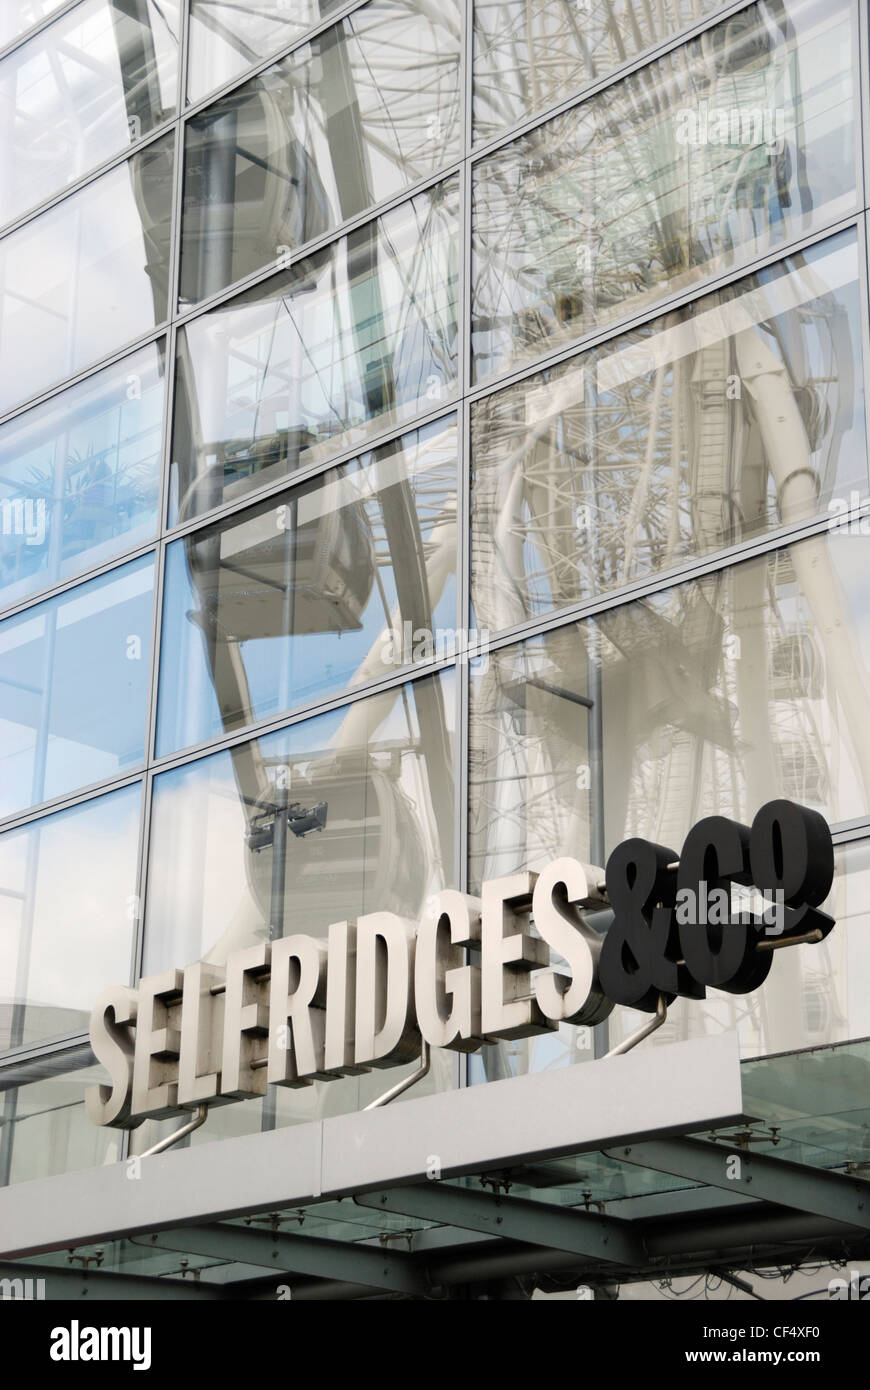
[86,799,836,1129]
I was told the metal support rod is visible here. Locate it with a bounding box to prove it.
[364,1043,431,1110]
[757,928,823,952]
[604,994,668,1057]
[140,1104,209,1158]
[262,783,289,1133]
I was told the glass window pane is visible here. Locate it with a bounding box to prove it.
[187,0,344,105]
[0,554,154,817]
[0,2,71,48]
[472,0,857,384]
[158,417,458,755]
[0,785,140,1052]
[0,343,165,611]
[181,0,462,306]
[0,1054,120,1187]
[170,177,460,524]
[473,0,724,142]
[146,668,455,967]
[140,669,456,1132]
[470,532,870,895]
[0,134,174,416]
[472,230,867,630]
[0,0,180,232]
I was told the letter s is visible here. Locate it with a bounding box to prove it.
[532,858,614,1026]
[85,985,139,1128]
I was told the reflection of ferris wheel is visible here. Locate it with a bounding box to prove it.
[470,262,857,1047]
[164,2,465,954]
[469,0,864,1055]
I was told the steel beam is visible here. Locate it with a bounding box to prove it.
[131,1223,426,1296]
[0,1261,221,1300]
[355,1185,646,1266]
[604,1138,870,1230]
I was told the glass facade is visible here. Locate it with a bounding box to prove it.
[180,0,462,304]
[0,0,180,231]
[0,134,174,415]
[170,178,459,521]
[1,0,869,1206]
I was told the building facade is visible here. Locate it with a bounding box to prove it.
[0,0,869,1301]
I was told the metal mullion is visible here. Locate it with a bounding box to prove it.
[149,67,181,759]
[177,0,190,117]
[831,818,870,845]
[0,539,160,623]
[0,399,462,627]
[466,213,865,407]
[0,1032,92,1075]
[457,395,472,902]
[0,324,169,433]
[121,767,155,1161]
[0,770,145,837]
[468,0,758,164]
[144,533,166,769]
[0,0,85,66]
[477,508,859,663]
[146,652,460,781]
[856,214,870,493]
[456,0,473,404]
[128,769,156,1024]
[166,119,186,345]
[458,641,470,1098]
[456,394,471,1091]
[129,773,151,991]
[0,116,178,246]
[122,771,154,1198]
[455,392,471,979]
[0,521,851,863]
[171,158,463,324]
[0,203,856,437]
[459,149,473,407]
[857,0,869,213]
[162,401,461,543]
[461,0,474,169]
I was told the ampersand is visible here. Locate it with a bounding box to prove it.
[599,838,703,1012]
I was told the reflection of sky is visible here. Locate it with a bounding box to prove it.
[0,2,68,47]
[0,344,163,607]
[146,668,454,969]
[158,420,458,755]
[480,228,866,623]
[0,555,153,816]
[0,782,139,1032]
[185,1,460,278]
[472,0,856,382]
[185,180,459,452]
[0,0,178,227]
[0,149,170,415]
[187,0,329,102]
